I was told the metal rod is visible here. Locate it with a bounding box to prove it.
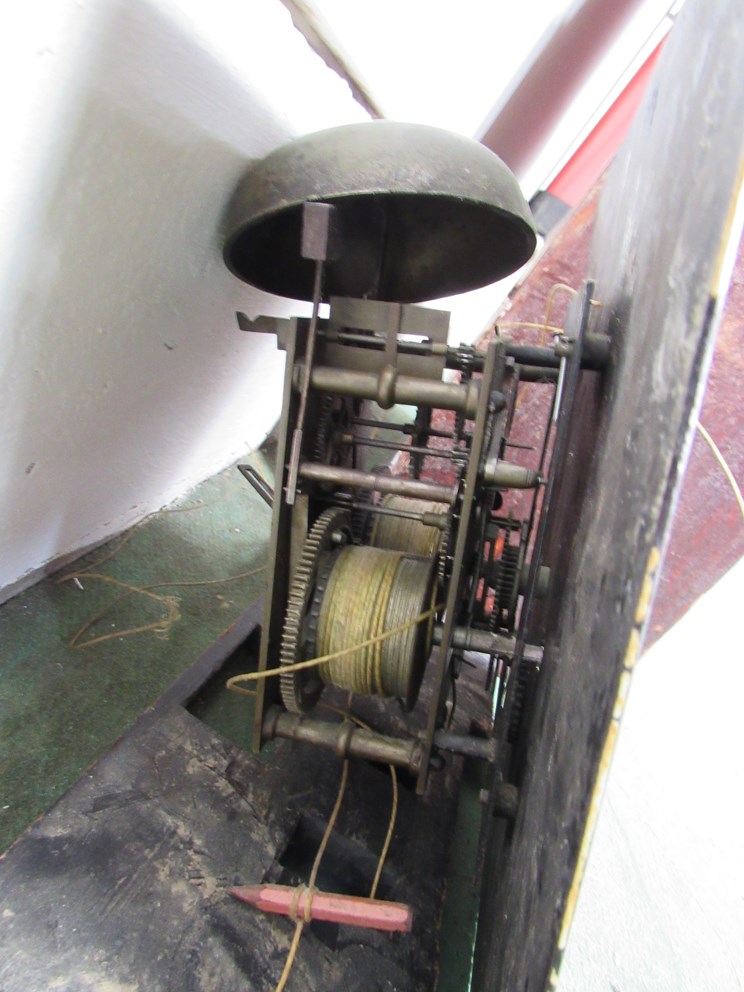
[263,707,423,774]
[300,363,487,418]
[432,731,501,762]
[319,326,484,375]
[417,341,501,793]
[298,462,458,505]
[481,459,540,489]
[526,357,561,545]
[351,416,457,440]
[286,202,335,504]
[321,327,448,354]
[504,344,561,368]
[325,497,449,528]
[555,333,610,368]
[503,362,521,441]
[552,355,567,424]
[433,625,543,663]
[343,434,467,462]
[237,464,274,507]
[503,440,536,451]
[503,335,609,371]
[513,365,560,382]
[286,258,324,505]
[508,280,593,704]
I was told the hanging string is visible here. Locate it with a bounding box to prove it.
[64,566,266,649]
[273,759,350,992]
[497,319,564,337]
[226,601,443,692]
[496,282,602,345]
[316,704,398,902]
[543,282,578,344]
[697,421,744,521]
[65,573,181,648]
[317,547,401,694]
[271,700,399,991]
[55,497,222,584]
[55,488,267,649]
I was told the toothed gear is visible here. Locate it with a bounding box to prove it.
[351,488,375,544]
[313,394,335,463]
[507,661,539,745]
[437,513,451,587]
[491,543,520,633]
[313,395,355,466]
[279,508,353,713]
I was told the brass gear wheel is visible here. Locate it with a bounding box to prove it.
[279,507,353,713]
[370,494,449,558]
[313,395,355,467]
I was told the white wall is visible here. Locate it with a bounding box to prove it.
[0,0,367,600]
[559,558,744,991]
[0,0,681,600]
[308,0,677,192]
[308,0,679,345]
[306,0,586,138]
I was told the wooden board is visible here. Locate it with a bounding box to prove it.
[0,602,460,991]
[472,1,744,989]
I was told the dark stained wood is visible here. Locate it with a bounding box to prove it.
[0,601,461,992]
[472,1,744,989]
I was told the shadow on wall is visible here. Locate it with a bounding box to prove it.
[0,0,316,598]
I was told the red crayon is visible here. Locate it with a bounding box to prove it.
[229,883,413,933]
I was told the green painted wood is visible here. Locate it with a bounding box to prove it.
[0,458,273,854]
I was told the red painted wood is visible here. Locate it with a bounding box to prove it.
[549,40,665,207]
[648,233,744,641]
[465,165,743,645]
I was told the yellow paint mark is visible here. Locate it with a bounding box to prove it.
[634,546,661,626]
[710,150,744,296]
[624,626,641,671]
[557,718,620,952]
[553,545,669,983]
[613,670,632,722]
